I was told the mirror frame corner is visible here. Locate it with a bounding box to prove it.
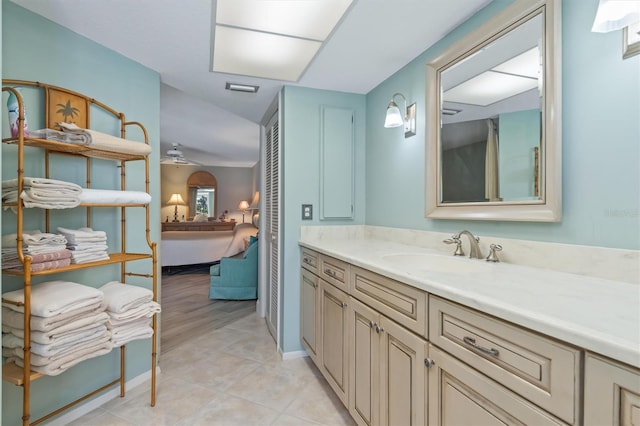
[425,0,562,222]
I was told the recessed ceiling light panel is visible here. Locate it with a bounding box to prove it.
[216,0,353,40]
[443,71,538,106]
[211,0,353,81]
[213,26,322,81]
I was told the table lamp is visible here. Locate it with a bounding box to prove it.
[168,193,185,222]
[238,200,250,223]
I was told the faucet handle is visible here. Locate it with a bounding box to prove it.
[486,244,502,262]
[443,236,465,256]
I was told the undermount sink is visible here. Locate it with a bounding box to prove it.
[380,253,493,274]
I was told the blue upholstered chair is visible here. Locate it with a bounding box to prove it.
[209,237,258,300]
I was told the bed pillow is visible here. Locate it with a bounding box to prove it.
[193,213,208,222]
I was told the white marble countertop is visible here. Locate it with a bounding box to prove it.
[299,236,640,369]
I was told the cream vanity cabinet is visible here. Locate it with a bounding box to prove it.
[300,248,350,406]
[584,353,640,425]
[349,297,426,426]
[300,247,592,425]
[428,296,580,425]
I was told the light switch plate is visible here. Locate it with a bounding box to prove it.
[302,204,313,220]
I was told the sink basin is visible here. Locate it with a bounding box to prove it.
[380,253,492,274]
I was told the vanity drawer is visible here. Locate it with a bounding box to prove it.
[429,296,581,424]
[300,247,320,274]
[320,254,350,293]
[350,266,427,337]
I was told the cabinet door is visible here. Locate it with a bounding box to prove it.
[320,106,354,220]
[427,345,566,426]
[349,297,380,426]
[584,353,640,426]
[379,316,426,426]
[300,269,321,365]
[320,279,350,406]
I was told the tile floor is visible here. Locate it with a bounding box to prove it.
[68,312,355,426]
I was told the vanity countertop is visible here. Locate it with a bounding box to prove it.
[299,236,640,369]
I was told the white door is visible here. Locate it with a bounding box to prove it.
[264,112,280,343]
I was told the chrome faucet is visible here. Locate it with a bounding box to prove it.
[443,230,482,259]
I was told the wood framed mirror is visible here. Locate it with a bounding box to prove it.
[425,0,562,221]
[186,171,217,219]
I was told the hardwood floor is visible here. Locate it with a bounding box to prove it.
[160,263,257,354]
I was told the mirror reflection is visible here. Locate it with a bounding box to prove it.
[186,171,217,219]
[440,13,542,204]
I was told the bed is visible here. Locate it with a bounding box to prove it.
[160,223,258,267]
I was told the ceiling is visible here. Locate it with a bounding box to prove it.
[11,0,491,167]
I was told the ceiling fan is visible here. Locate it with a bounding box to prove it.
[160,143,201,166]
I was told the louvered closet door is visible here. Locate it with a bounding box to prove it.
[265,113,280,343]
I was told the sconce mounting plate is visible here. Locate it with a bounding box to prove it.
[404,103,417,138]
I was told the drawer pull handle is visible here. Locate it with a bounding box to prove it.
[303,258,310,264]
[324,269,336,277]
[463,336,499,357]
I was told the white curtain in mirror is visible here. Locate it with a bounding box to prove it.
[484,119,500,201]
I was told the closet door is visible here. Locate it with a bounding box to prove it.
[264,112,280,343]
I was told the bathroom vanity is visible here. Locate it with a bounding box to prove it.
[299,228,639,426]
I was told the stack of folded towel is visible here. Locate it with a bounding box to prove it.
[58,122,153,157]
[100,281,160,347]
[2,230,71,272]
[2,177,82,209]
[2,281,113,376]
[56,227,109,264]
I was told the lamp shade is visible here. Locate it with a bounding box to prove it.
[167,193,185,205]
[384,101,404,128]
[591,0,640,32]
[238,200,250,211]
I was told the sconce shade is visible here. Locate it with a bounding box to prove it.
[238,200,250,211]
[167,193,185,205]
[591,0,640,32]
[384,101,404,128]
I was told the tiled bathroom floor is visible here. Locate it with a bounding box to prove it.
[68,312,354,426]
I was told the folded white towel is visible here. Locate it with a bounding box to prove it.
[2,325,111,357]
[2,177,82,193]
[58,122,152,157]
[10,338,113,376]
[70,252,110,264]
[1,230,42,248]
[4,325,108,357]
[10,332,111,366]
[107,301,161,323]
[67,244,109,252]
[5,312,109,345]
[2,281,104,317]
[1,303,105,332]
[111,326,154,347]
[56,226,107,239]
[108,317,151,331]
[79,189,152,205]
[100,281,154,314]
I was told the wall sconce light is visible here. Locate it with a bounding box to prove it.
[167,193,185,222]
[238,200,250,223]
[591,0,640,32]
[384,92,416,138]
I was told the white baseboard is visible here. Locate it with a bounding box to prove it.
[46,366,161,426]
[280,349,308,360]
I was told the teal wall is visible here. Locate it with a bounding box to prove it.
[2,3,160,424]
[280,86,365,352]
[499,109,541,200]
[365,0,639,250]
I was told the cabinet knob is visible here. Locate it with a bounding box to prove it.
[424,358,436,368]
[369,320,374,329]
